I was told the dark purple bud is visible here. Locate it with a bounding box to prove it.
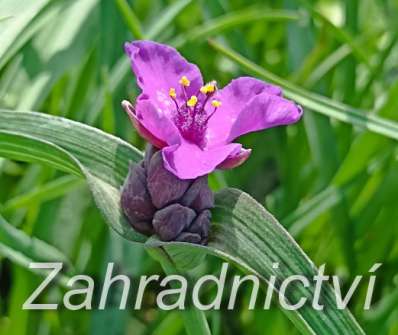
[121,163,156,232]
[130,220,153,236]
[189,209,211,240]
[147,151,191,208]
[176,232,202,244]
[153,204,196,241]
[143,143,157,169]
[121,147,214,245]
[180,176,214,212]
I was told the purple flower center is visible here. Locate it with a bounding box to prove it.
[169,76,221,148]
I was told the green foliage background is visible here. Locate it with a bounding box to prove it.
[1,0,398,334]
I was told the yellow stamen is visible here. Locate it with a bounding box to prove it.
[179,76,190,87]
[206,83,216,93]
[169,87,177,98]
[200,83,216,94]
[200,86,207,94]
[187,95,198,107]
[211,100,222,108]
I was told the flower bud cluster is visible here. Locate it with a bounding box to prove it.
[121,146,214,245]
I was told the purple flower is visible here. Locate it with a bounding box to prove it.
[122,41,302,179]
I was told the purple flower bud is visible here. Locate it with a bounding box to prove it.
[153,204,196,241]
[180,176,214,212]
[143,143,156,169]
[147,151,191,208]
[121,145,215,245]
[188,209,211,244]
[130,220,153,236]
[176,232,202,244]
[121,163,156,223]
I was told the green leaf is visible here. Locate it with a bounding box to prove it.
[298,1,372,68]
[0,132,82,176]
[151,189,365,335]
[0,214,70,265]
[115,0,144,39]
[283,186,345,237]
[0,0,50,68]
[0,214,72,287]
[172,7,299,48]
[145,0,193,40]
[0,1,70,74]
[0,110,144,242]
[1,175,84,213]
[152,312,184,335]
[147,247,212,335]
[208,39,398,142]
[0,16,12,22]
[15,0,98,110]
[0,110,364,334]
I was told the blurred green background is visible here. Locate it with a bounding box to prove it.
[1,0,398,334]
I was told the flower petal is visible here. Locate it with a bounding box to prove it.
[206,77,282,146]
[125,40,203,105]
[227,92,303,141]
[162,140,242,179]
[122,99,180,148]
[217,147,252,169]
